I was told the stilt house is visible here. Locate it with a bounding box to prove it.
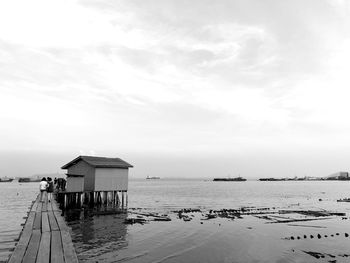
[61,155,133,193]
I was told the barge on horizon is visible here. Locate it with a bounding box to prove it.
[213,177,247,182]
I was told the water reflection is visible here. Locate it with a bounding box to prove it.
[65,209,128,262]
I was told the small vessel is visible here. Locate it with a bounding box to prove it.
[213,177,247,182]
[259,178,284,181]
[146,176,160,180]
[0,177,13,182]
[337,198,350,202]
[18,177,41,183]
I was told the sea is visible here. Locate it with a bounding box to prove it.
[2,179,350,263]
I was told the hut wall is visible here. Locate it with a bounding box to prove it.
[94,168,128,191]
[66,177,84,192]
[67,160,95,191]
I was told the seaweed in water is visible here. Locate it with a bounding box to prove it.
[303,251,338,260]
[153,217,171,222]
[303,251,325,259]
[124,218,147,225]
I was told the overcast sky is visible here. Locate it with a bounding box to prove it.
[1,0,350,178]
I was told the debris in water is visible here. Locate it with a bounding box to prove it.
[153,217,171,222]
[287,224,326,228]
[124,218,147,225]
[303,251,324,259]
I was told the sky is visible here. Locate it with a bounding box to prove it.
[1,0,350,178]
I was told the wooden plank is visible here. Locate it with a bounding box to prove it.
[51,231,64,263]
[23,211,36,232]
[22,229,41,263]
[31,195,40,212]
[10,194,79,263]
[36,232,50,263]
[51,198,60,211]
[53,207,69,232]
[48,212,60,231]
[41,212,50,232]
[42,201,48,212]
[47,200,53,211]
[61,230,79,263]
[8,212,35,263]
[36,201,43,213]
[33,212,42,230]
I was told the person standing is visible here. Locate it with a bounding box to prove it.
[47,177,54,202]
[57,178,63,190]
[39,177,48,202]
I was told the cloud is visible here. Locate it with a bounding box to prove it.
[1,0,350,179]
[77,0,343,92]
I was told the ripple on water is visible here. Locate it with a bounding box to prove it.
[68,180,350,263]
[0,182,38,262]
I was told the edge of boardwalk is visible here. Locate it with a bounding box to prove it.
[7,193,79,263]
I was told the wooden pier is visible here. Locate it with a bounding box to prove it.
[8,193,78,263]
[57,190,128,210]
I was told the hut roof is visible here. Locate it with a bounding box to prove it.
[61,156,133,169]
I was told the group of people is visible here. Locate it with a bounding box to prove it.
[39,177,67,202]
[39,177,54,202]
[55,177,67,191]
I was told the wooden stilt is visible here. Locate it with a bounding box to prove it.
[57,189,128,212]
[117,192,120,207]
[104,191,107,206]
[121,191,124,209]
[64,194,67,209]
[90,192,94,207]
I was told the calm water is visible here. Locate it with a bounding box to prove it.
[69,180,350,263]
[0,182,37,262]
[2,179,350,262]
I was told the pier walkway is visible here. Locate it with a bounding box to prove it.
[8,194,78,263]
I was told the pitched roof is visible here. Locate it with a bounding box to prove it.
[61,156,133,169]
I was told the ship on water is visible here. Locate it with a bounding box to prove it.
[18,177,41,183]
[213,177,247,182]
[0,177,13,183]
[146,176,160,180]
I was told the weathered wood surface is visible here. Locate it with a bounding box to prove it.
[8,194,79,263]
[36,232,50,263]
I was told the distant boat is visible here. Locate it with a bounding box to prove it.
[337,198,350,202]
[0,178,13,183]
[18,177,41,183]
[259,178,283,181]
[146,176,160,180]
[213,177,247,182]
